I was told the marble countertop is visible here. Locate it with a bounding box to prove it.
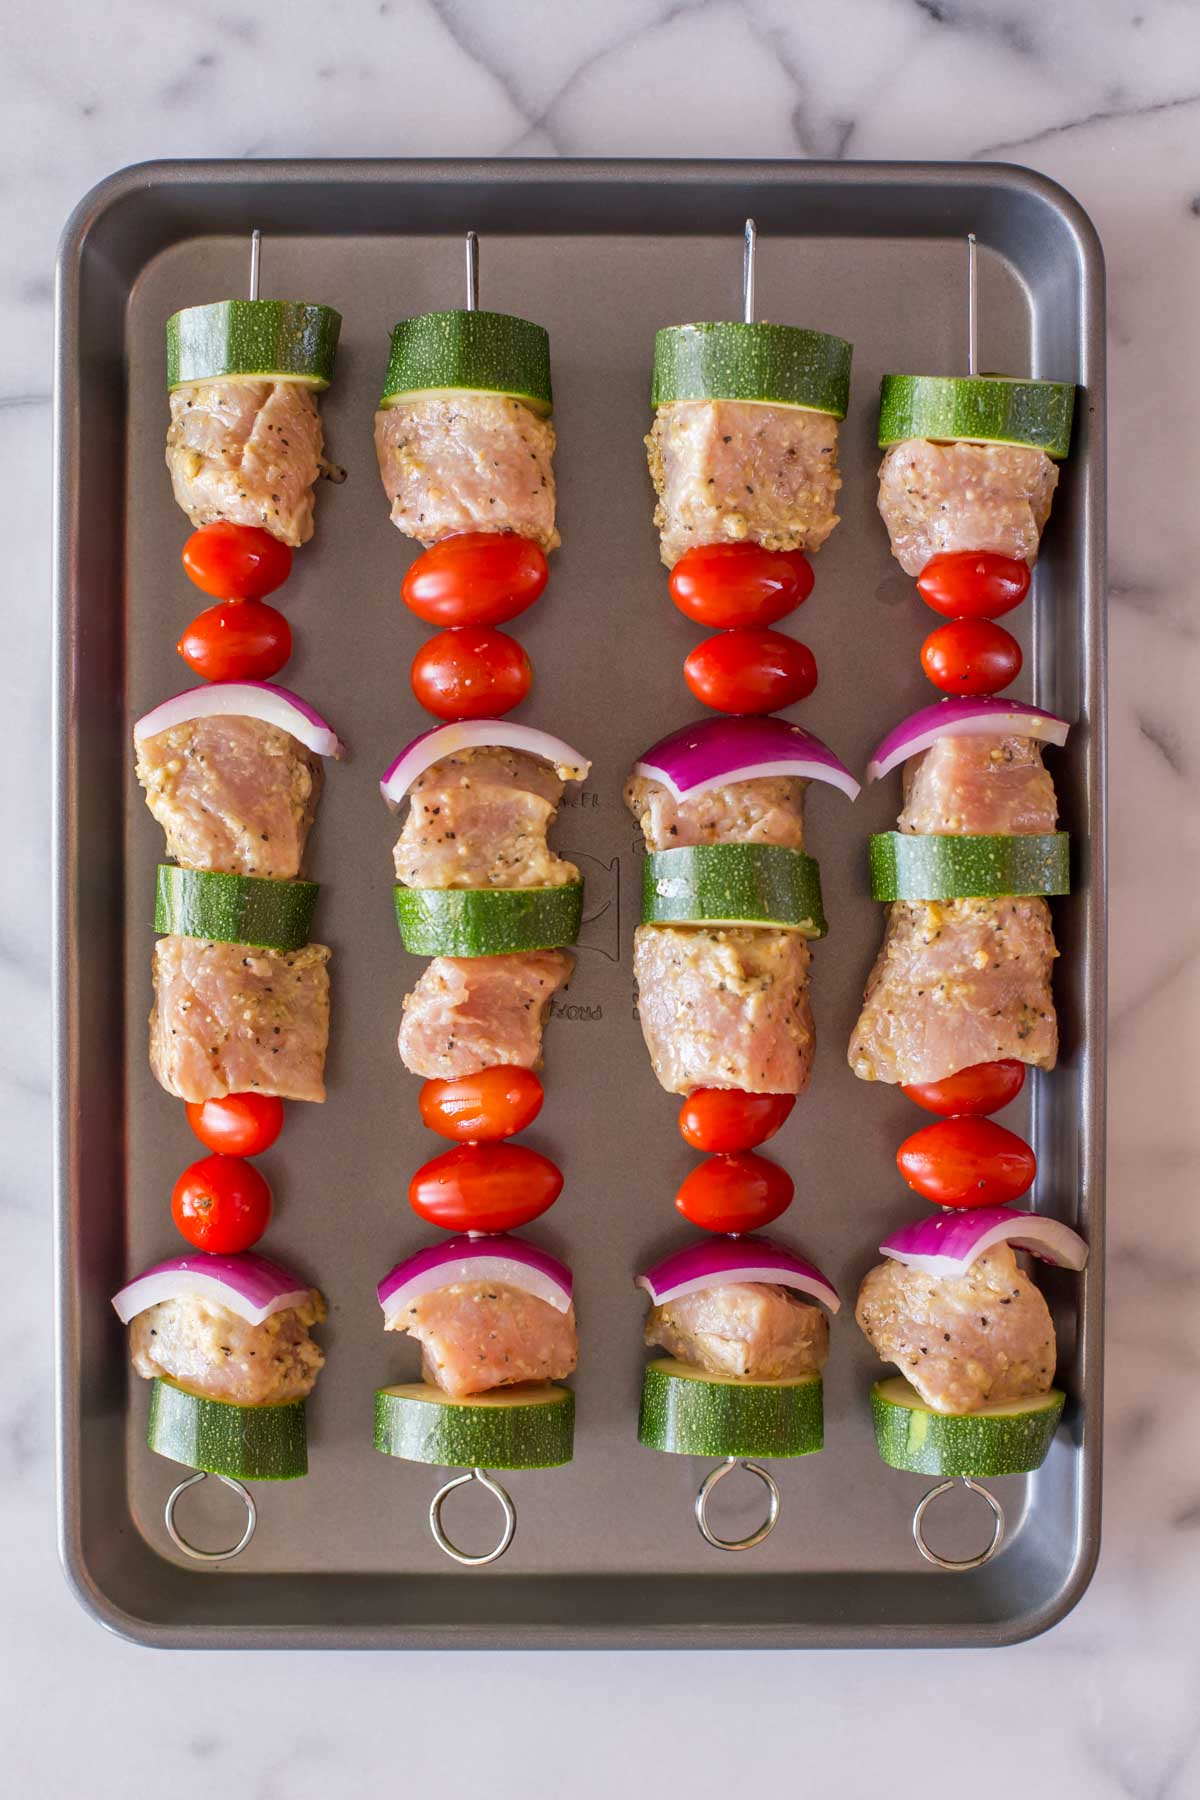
[7,1,1200,1793]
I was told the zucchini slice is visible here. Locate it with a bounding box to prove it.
[156,864,318,952]
[148,1377,308,1480]
[642,844,827,936]
[868,832,1069,902]
[638,1359,824,1459]
[374,1382,575,1470]
[871,1377,1064,1478]
[878,373,1075,459]
[380,310,553,414]
[393,881,582,956]
[652,322,852,417]
[167,299,341,390]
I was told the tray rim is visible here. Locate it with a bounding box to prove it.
[53,154,1106,1650]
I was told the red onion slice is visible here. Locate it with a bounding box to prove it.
[633,716,860,802]
[112,1251,311,1328]
[380,721,591,806]
[135,681,345,759]
[636,1234,840,1313]
[866,698,1070,784]
[378,1234,574,1324]
[879,1205,1089,1279]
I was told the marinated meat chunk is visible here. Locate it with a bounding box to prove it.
[166,379,324,547]
[646,1282,829,1381]
[390,1281,578,1399]
[130,1289,326,1405]
[855,1246,1055,1414]
[634,924,814,1095]
[646,399,841,568]
[136,715,323,880]
[398,949,572,1079]
[877,438,1059,577]
[394,748,578,890]
[625,773,807,853]
[899,734,1058,838]
[848,898,1057,1085]
[150,936,331,1103]
[375,393,559,549]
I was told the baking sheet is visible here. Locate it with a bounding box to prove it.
[54,159,1106,1647]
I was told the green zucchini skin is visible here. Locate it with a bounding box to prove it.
[652,322,852,417]
[155,864,318,952]
[868,832,1069,902]
[374,1382,575,1469]
[870,1377,1064,1478]
[148,1377,308,1480]
[877,373,1076,459]
[380,310,552,413]
[638,1359,824,1459]
[393,882,582,956]
[166,300,341,390]
[641,844,827,936]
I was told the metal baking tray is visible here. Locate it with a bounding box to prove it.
[54,158,1106,1648]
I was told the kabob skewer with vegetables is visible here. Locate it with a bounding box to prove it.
[372,237,587,1564]
[631,225,854,1549]
[112,238,344,1562]
[849,234,1085,1568]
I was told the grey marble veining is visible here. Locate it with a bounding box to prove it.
[5,0,1200,1793]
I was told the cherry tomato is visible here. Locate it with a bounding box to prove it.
[920,617,1022,695]
[171,1153,273,1253]
[917,551,1031,620]
[902,1060,1026,1117]
[185,1092,285,1157]
[177,599,292,683]
[181,521,293,600]
[411,626,531,720]
[669,543,814,629]
[678,1089,796,1153]
[402,532,549,628]
[675,1152,794,1234]
[419,1067,545,1142]
[409,1142,563,1233]
[896,1117,1036,1209]
[684,628,818,715]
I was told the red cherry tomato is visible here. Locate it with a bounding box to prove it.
[177,599,292,682]
[917,551,1031,620]
[675,1152,794,1234]
[419,1068,545,1142]
[185,1092,285,1157]
[181,521,293,600]
[920,617,1022,695]
[409,1142,563,1233]
[896,1117,1036,1209]
[684,628,818,715]
[678,1089,796,1153]
[669,543,814,629]
[171,1153,273,1253]
[402,532,549,628]
[902,1060,1026,1117]
[411,626,531,720]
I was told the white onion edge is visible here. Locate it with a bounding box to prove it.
[111,1268,310,1330]
[632,757,861,804]
[380,1255,572,1324]
[380,721,591,806]
[866,712,1070,784]
[635,1267,841,1315]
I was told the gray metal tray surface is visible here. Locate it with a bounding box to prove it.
[54,158,1106,1649]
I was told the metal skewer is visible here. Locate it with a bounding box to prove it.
[249,227,262,302]
[695,1456,781,1552]
[466,229,479,312]
[966,230,978,376]
[165,1469,257,1563]
[912,1475,1004,1571]
[743,217,757,324]
[429,1465,516,1566]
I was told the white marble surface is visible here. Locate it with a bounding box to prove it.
[5,0,1200,1792]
